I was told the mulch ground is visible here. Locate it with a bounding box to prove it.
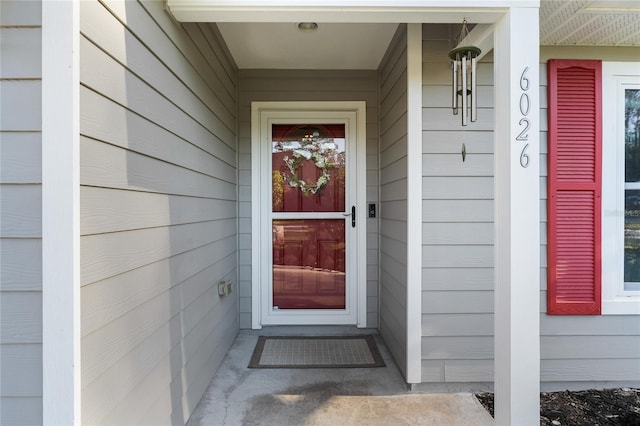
[475,388,640,425]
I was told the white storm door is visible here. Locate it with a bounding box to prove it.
[251,102,367,327]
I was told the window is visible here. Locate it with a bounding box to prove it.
[602,62,640,314]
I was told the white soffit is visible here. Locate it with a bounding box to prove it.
[541,0,640,46]
[217,23,399,69]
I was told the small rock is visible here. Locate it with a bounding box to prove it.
[551,421,561,426]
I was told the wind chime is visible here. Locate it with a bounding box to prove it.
[448,19,481,126]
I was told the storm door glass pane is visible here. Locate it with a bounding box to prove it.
[272,124,346,213]
[272,220,346,309]
[624,88,640,289]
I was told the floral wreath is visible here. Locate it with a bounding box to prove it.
[283,150,331,195]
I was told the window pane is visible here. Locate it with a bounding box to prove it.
[625,89,640,183]
[272,124,346,213]
[625,90,640,289]
[625,189,640,289]
[272,219,345,309]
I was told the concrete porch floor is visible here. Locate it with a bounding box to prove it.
[187,329,494,425]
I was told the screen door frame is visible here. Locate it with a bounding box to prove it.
[251,101,367,328]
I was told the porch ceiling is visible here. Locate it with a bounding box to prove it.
[216,23,399,70]
[176,1,640,71]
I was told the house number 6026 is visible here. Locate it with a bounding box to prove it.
[516,66,530,168]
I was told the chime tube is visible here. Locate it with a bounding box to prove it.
[448,42,481,125]
[452,59,458,114]
[461,55,468,126]
[471,55,477,122]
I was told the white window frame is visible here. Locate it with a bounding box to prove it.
[602,61,640,315]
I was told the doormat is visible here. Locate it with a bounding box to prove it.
[248,335,385,369]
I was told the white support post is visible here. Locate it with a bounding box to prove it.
[42,1,81,424]
[406,23,423,385]
[493,6,540,425]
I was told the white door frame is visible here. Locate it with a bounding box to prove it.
[250,101,367,328]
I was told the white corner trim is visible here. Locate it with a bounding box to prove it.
[355,102,368,328]
[250,104,262,329]
[42,1,81,424]
[406,23,423,384]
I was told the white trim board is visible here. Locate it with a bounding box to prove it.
[250,101,367,329]
[405,23,423,385]
[42,1,81,424]
[493,6,541,425]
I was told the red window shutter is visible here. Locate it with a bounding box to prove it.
[547,59,602,315]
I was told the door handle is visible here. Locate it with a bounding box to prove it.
[343,206,355,227]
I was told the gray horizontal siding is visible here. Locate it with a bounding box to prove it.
[419,23,500,384]
[378,25,408,377]
[79,1,238,424]
[0,239,42,292]
[0,185,41,237]
[420,26,640,386]
[0,1,43,423]
[0,27,41,78]
[0,80,42,131]
[237,69,380,329]
[0,133,41,183]
[541,359,640,382]
[0,1,41,26]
